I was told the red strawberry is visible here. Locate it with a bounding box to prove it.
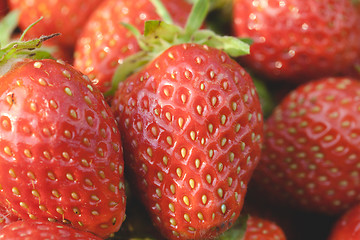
[328,203,360,240]
[243,216,286,240]
[0,220,102,239]
[232,0,360,83]
[73,0,192,93]
[0,205,20,230]
[111,42,263,239]
[252,77,360,215]
[0,56,126,238]
[7,0,102,48]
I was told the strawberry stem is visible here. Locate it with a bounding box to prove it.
[19,16,44,41]
[183,0,209,41]
[149,0,174,24]
[0,10,20,45]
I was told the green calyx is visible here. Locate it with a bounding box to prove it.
[216,214,248,240]
[0,12,58,67]
[105,0,251,97]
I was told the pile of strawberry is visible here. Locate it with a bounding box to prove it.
[0,0,360,239]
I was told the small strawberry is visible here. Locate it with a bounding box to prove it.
[328,203,360,240]
[0,220,102,240]
[73,0,192,93]
[243,216,286,240]
[252,77,360,215]
[232,0,360,83]
[110,1,263,239]
[0,205,20,230]
[7,0,102,48]
[0,34,126,238]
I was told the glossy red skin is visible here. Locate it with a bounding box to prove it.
[0,205,20,230]
[232,0,360,83]
[243,216,286,240]
[0,59,126,238]
[328,204,360,240]
[7,0,102,48]
[74,0,192,93]
[0,220,102,239]
[111,43,264,240]
[253,77,360,215]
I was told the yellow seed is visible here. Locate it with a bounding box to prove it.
[189,179,195,189]
[184,213,190,222]
[197,212,204,220]
[27,171,36,180]
[170,218,177,226]
[33,62,42,68]
[66,173,74,181]
[98,171,105,179]
[169,203,175,212]
[71,192,79,200]
[206,174,212,184]
[20,202,28,209]
[69,109,77,119]
[52,190,61,198]
[56,207,64,215]
[92,210,99,216]
[43,151,51,160]
[202,195,208,205]
[170,184,176,194]
[9,169,16,178]
[183,196,190,206]
[176,168,182,178]
[64,87,72,96]
[73,207,80,214]
[4,146,12,156]
[48,172,56,180]
[12,187,20,196]
[32,190,40,198]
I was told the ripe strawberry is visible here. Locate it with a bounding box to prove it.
[7,0,102,48]
[0,220,102,239]
[73,0,192,93]
[0,205,19,230]
[0,57,126,238]
[111,42,263,239]
[232,0,360,83]
[243,216,286,240]
[328,203,360,240]
[252,77,360,215]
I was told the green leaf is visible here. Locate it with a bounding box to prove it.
[149,0,174,24]
[105,51,151,97]
[217,214,248,240]
[0,10,20,45]
[192,30,250,57]
[184,0,209,40]
[0,33,59,65]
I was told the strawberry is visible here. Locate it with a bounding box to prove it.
[73,0,192,93]
[232,0,360,83]
[0,205,19,230]
[112,42,262,239]
[0,35,126,238]
[242,216,286,240]
[109,0,263,236]
[0,220,102,239]
[328,203,360,240]
[252,77,360,215]
[7,0,102,48]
